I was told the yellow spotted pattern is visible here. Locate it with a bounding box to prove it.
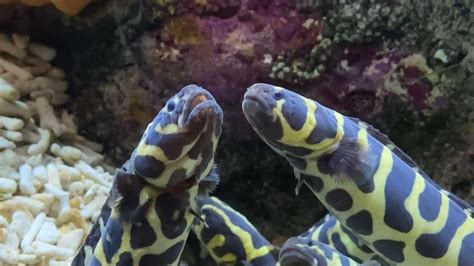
[193,197,276,265]
[93,186,198,266]
[257,85,474,265]
[91,89,222,265]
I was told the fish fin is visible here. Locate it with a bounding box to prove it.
[113,170,150,222]
[295,180,304,196]
[347,116,434,178]
[348,117,474,214]
[328,138,373,187]
[198,164,220,196]
[294,170,304,196]
[347,116,422,168]
[442,189,474,218]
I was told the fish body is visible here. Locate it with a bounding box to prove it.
[242,83,474,266]
[71,191,113,266]
[279,235,381,266]
[73,84,223,266]
[298,214,388,265]
[193,196,278,266]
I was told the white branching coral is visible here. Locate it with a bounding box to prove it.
[0,32,114,265]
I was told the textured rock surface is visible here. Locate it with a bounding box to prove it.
[1,0,473,252]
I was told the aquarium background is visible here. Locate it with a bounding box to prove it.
[0,0,473,264]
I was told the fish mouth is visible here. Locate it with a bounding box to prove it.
[243,93,272,113]
[279,247,312,266]
[242,88,275,127]
[182,85,223,129]
[190,94,208,109]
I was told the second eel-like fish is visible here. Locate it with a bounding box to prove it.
[193,195,278,265]
[279,235,381,266]
[242,83,474,266]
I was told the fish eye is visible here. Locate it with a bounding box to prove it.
[167,101,176,111]
[274,92,283,100]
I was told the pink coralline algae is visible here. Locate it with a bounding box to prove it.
[129,0,445,139]
[135,0,323,138]
[269,45,445,121]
